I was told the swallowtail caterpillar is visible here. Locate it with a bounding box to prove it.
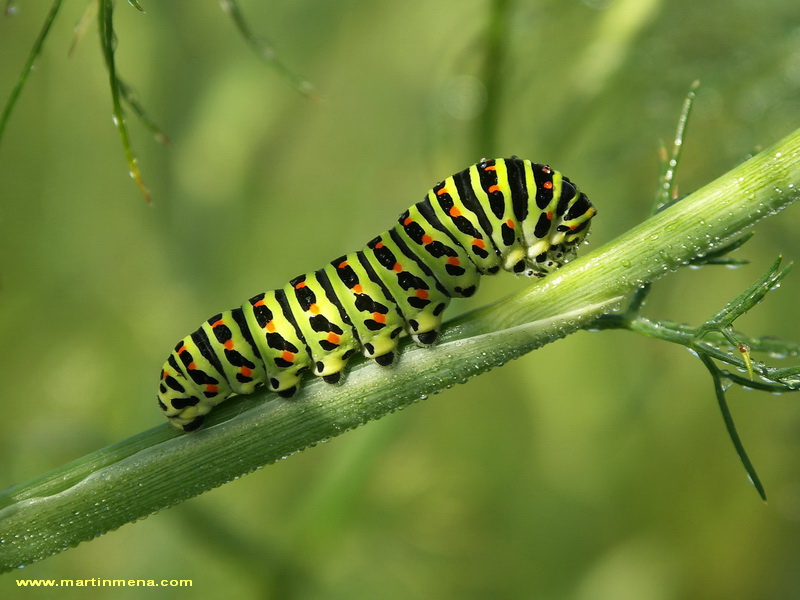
[157,158,596,431]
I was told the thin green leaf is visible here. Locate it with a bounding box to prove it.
[699,354,767,501]
[769,365,800,388]
[716,329,800,361]
[697,257,750,267]
[720,369,799,393]
[702,231,755,257]
[68,0,97,56]
[117,78,169,144]
[695,257,789,337]
[0,0,64,145]
[98,0,151,203]
[629,81,700,311]
[688,232,754,266]
[654,80,700,213]
[219,0,317,100]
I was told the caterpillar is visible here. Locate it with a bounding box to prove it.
[157,158,596,431]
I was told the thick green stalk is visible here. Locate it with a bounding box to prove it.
[1,127,799,571]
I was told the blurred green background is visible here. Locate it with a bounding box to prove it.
[2,0,800,598]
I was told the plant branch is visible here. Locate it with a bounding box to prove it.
[219,0,317,100]
[0,0,63,143]
[98,0,151,203]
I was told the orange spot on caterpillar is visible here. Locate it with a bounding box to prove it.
[449,206,461,218]
[403,217,413,226]
[281,351,295,362]
[484,165,497,171]
[254,299,265,307]
[266,321,276,333]
[422,234,433,244]
[241,366,252,377]
[178,345,188,354]
[337,260,348,269]
[375,241,384,249]
[472,239,485,249]
[224,340,234,350]
[543,181,553,190]
[506,219,514,228]
[211,319,224,328]
[546,211,553,220]
[327,332,341,344]
[188,362,197,370]
[446,257,460,265]
[295,281,307,289]
[415,289,429,299]
[436,186,449,196]
[488,184,501,193]
[353,284,363,294]
[309,303,320,314]
[372,312,386,323]
[393,263,403,272]
[205,384,218,393]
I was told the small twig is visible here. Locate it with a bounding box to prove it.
[699,353,767,500]
[654,80,700,213]
[0,0,64,145]
[98,0,151,203]
[219,0,317,100]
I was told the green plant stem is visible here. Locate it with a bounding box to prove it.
[655,80,699,211]
[98,0,151,203]
[699,352,768,499]
[219,0,317,99]
[0,0,63,144]
[1,127,799,571]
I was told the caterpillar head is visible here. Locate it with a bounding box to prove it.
[526,184,596,276]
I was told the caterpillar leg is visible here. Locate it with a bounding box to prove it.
[374,351,395,366]
[412,330,439,346]
[242,290,312,394]
[282,273,361,381]
[157,336,231,431]
[325,252,406,365]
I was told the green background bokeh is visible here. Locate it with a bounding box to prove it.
[1,1,800,598]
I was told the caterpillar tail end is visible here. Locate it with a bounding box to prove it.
[157,360,220,433]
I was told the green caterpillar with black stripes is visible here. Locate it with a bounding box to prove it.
[157,157,596,431]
